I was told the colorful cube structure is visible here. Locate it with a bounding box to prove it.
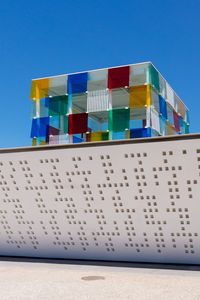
[30,62,189,145]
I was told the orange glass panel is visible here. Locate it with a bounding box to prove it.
[178,100,186,120]
[129,85,151,108]
[166,123,176,135]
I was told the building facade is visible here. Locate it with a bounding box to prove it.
[30,62,189,145]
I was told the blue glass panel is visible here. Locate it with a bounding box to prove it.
[112,131,126,140]
[88,117,101,132]
[130,119,143,129]
[151,129,160,137]
[49,116,60,129]
[159,96,167,119]
[68,73,88,94]
[73,134,83,143]
[31,119,39,138]
[45,97,49,107]
[160,115,167,135]
[39,117,49,137]
[40,98,49,117]
[179,116,183,132]
[31,117,49,138]
[102,122,108,131]
[130,128,151,138]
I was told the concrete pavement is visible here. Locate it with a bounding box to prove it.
[0,259,200,299]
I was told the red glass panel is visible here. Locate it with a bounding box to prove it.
[68,113,88,134]
[173,111,180,132]
[108,66,130,89]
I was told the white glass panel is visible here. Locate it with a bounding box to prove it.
[146,107,151,128]
[87,89,109,112]
[159,74,166,99]
[59,134,69,144]
[151,87,159,112]
[130,108,147,120]
[173,93,180,112]
[49,75,67,96]
[111,89,129,108]
[160,116,167,136]
[129,63,148,86]
[151,108,160,134]
[87,69,108,91]
[49,135,59,145]
[166,82,175,109]
[72,94,87,113]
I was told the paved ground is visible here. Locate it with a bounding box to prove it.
[0,259,200,299]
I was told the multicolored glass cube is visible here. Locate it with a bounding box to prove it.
[30,62,189,145]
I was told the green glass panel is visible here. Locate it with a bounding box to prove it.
[49,95,68,116]
[184,122,189,134]
[148,64,160,92]
[101,132,109,140]
[109,108,130,132]
[63,115,68,134]
[60,96,68,115]
[186,110,190,124]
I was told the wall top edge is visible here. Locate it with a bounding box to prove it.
[32,61,152,81]
[1,133,199,154]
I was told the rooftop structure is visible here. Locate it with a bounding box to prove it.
[0,62,195,264]
[30,62,189,146]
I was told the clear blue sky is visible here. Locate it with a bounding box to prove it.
[0,0,199,147]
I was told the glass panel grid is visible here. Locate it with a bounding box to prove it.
[30,63,189,145]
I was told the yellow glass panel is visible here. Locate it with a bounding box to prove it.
[30,81,37,99]
[125,130,130,139]
[129,85,151,108]
[30,79,49,100]
[86,132,109,142]
[32,138,37,146]
[87,132,103,142]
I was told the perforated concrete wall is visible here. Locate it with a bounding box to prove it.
[0,135,199,263]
